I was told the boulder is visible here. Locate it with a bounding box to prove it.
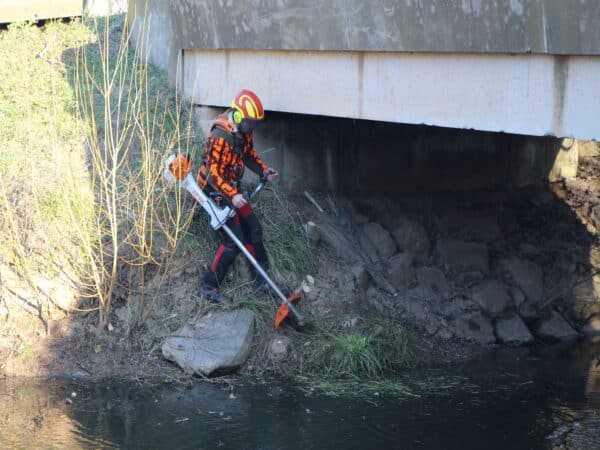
[391,217,430,259]
[510,285,538,320]
[470,280,513,318]
[416,266,450,295]
[495,315,534,345]
[162,309,255,376]
[498,258,544,305]
[268,336,290,361]
[582,315,600,336]
[533,311,579,341]
[387,253,415,291]
[434,239,489,274]
[437,211,502,243]
[318,223,362,263]
[360,222,397,259]
[452,311,496,345]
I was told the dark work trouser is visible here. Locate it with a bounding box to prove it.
[203,203,269,289]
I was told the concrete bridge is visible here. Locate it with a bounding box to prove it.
[128,1,599,193]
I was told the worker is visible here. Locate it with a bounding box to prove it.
[196,89,278,304]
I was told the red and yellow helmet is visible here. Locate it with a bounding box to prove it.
[231,89,265,123]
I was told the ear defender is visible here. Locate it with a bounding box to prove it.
[232,110,243,124]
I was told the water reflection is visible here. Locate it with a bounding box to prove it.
[0,341,599,449]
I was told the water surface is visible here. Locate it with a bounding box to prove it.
[1,341,599,449]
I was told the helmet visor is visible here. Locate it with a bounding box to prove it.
[239,118,261,134]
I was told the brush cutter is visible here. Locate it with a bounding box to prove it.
[163,153,305,330]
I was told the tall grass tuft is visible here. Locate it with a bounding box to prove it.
[300,318,414,379]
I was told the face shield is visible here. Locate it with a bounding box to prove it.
[238,118,261,135]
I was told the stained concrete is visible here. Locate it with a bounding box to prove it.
[128,2,600,141]
[128,0,600,55]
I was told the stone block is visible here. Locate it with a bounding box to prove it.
[470,280,513,318]
[416,266,450,295]
[435,239,489,274]
[387,253,415,291]
[437,211,502,243]
[499,258,545,305]
[533,311,578,341]
[452,311,496,345]
[548,138,579,182]
[495,315,534,345]
[162,309,255,376]
[391,217,430,259]
[360,222,397,259]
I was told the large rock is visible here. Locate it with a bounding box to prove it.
[391,217,430,259]
[495,315,534,345]
[470,280,513,318]
[435,239,489,275]
[162,309,255,376]
[437,211,502,243]
[416,266,450,296]
[452,311,496,345]
[499,258,544,305]
[509,285,537,320]
[360,222,397,259]
[318,223,362,263]
[387,253,415,291]
[533,311,579,341]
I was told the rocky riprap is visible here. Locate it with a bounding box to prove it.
[305,144,599,347]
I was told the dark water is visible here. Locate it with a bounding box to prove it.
[1,341,599,450]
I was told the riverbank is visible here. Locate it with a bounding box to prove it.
[0,16,599,385]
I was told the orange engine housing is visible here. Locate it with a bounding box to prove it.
[169,154,192,180]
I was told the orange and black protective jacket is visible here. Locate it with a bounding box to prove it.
[197,112,268,200]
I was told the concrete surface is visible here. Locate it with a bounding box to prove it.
[183,50,600,141]
[128,0,600,55]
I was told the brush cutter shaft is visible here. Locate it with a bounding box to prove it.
[221,223,304,326]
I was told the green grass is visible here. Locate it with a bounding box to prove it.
[252,184,312,277]
[299,318,415,380]
[237,298,275,325]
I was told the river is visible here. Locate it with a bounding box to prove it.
[1,340,599,449]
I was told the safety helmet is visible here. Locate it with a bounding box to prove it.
[231,89,265,131]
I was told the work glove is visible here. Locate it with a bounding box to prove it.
[232,193,248,209]
[263,168,279,183]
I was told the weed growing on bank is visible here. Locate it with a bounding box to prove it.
[299,318,415,379]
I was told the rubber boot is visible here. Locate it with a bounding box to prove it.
[197,285,232,306]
